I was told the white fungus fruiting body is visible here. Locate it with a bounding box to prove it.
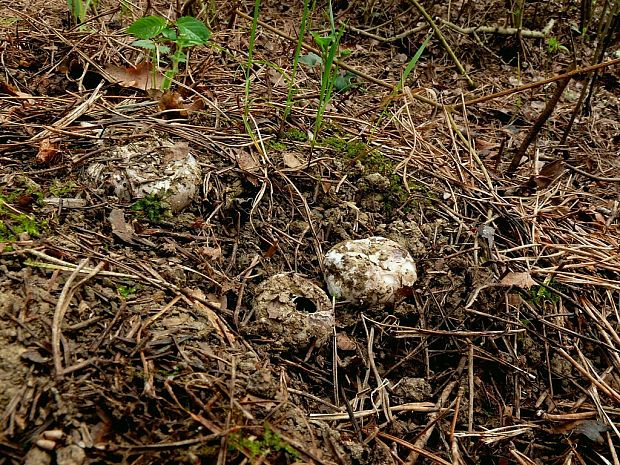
[250,273,334,350]
[85,139,201,213]
[324,236,417,306]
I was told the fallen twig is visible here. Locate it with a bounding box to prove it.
[437,17,555,38]
[407,0,475,88]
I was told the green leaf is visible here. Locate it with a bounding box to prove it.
[311,32,333,52]
[171,50,187,63]
[155,44,171,54]
[334,71,355,91]
[299,52,322,67]
[131,39,156,50]
[161,27,177,40]
[176,16,211,45]
[127,16,167,39]
[400,31,433,89]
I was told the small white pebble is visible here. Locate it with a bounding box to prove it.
[35,439,57,451]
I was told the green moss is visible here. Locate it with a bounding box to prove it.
[117,285,137,298]
[0,199,47,242]
[131,194,169,222]
[322,135,368,159]
[267,140,286,151]
[228,426,299,460]
[196,444,219,458]
[284,128,308,142]
[49,179,76,197]
[527,282,561,306]
[319,134,439,216]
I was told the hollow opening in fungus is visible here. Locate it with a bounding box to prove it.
[292,295,317,313]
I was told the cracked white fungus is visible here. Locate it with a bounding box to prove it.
[324,236,417,306]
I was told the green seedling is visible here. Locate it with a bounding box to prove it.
[127,15,211,90]
[333,70,355,92]
[399,32,432,91]
[297,0,345,142]
[283,0,311,122]
[117,285,137,298]
[238,0,261,141]
[546,37,569,54]
[369,31,432,140]
[67,0,98,25]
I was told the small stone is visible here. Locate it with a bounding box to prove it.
[24,447,51,465]
[56,445,86,465]
[392,377,431,402]
[35,439,57,451]
[246,368,278,398]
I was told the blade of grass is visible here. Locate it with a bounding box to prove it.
[283,0,311,122]
[399,31,433,91]
[366,31,433,143]
[244,0,261,123]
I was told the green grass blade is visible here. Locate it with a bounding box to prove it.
[399,31,433,90]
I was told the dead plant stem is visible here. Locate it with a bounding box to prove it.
[506,71,573,175]
[406,0,475,88]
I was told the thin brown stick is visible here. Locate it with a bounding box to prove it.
[463,57,620,106]
[506,72,573,175]
[405,357,467,464]
[557,348,620,403]
[52,259,103,379]
[437,17,555,38]
[468,341,474,433]
[378,432,452,465]
[407,0,475,88]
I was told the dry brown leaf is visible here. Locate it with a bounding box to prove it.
[0,80,33,99]
[475,138,498,156]
[282,151,303,169]
[266,68,286,88]
[534,160,565,189]
[198,245,222,261]
[109,208,137,244]
[189,288,236,345]
[239,394,277,410]
[158,91,204,117]
[500,271,537,289]
[36,138,60,165]
[162,141,189,163]
[103,62,163,90]
[321,179,333,193]
[336,332,356,351]
[235,150,260,172]
[159,91,185,113]
[549,419,609,444]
